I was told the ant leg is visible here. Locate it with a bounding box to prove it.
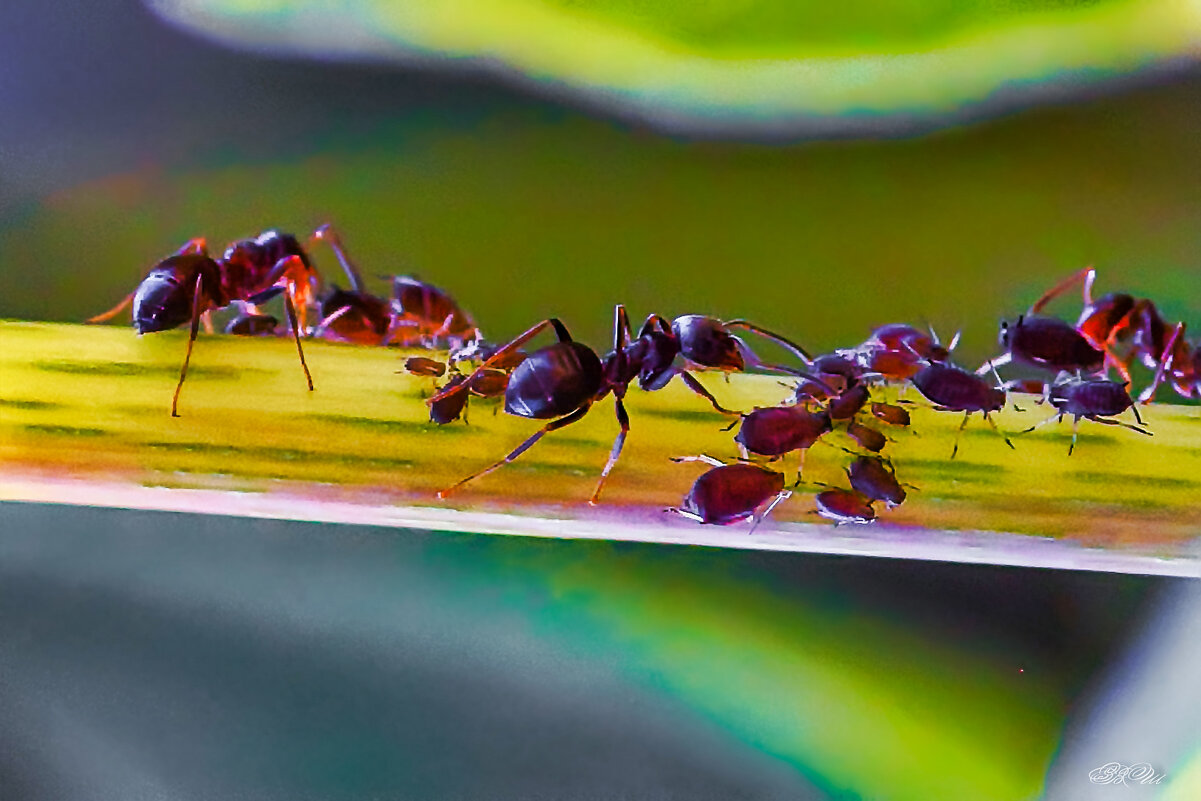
[428,318,571,407]
[201,311,214,335]
[1030,266,1093,314]
[437,404,591,498]
[87,293,135,324]
[257,255,318,331]
[669,455,726,467]
[638,314,672,338]
[170,274,206,418]
[589,394,630,505]
[312,305,353,339]
[1139,322,1185,404]
[310,224,365,293]
[724,320,813,363]
[749,490,792,535]
[950,411,970,459]
[679,371,740,416]
[982,412,1015,450]
[614,304,631,350]
[283,288,315,391]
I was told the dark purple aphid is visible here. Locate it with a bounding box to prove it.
[846,421,887,452]
[827,384,870,421]
[814,489,875,525]
[1024,377,1151,454]
[911,363,1012,458]
[669,458,789,527]
[429,374,470,425]
[847,456,907,507]
[734,406,832,458]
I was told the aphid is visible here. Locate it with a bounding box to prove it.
[89,229,319,416]
[428,374,470,425]
[846,421,887,453]
[732,405,831,481]
[404,357,447,377]
[224,306,278,336]
[814,488,876,525]
[846,456,907,508]
[911,362,1013,458]
[985,314,1105,375]
[827,383,870,421]
[1022,376,1152,454]
[849,324,957,382]
[667,456,789,528]
[869,402,911,427]
[793,353,862,401]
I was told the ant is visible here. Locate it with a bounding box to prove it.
[89,228,319,416]
[666,456,790,529]
[429,306,822,504]
[911,361,1014,458]
[1021,375,1152,454]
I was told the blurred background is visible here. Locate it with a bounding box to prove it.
[2,0,1201,798]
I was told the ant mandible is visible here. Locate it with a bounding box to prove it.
[89,229,321,416]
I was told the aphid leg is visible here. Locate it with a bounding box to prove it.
[1019,411,1064,436]
[950,411,970,459]
[1069,416,1081,456]
[749,490,792,536]
[724,320,813,363]
[1131,402,1145,426]
[669,455,726,467]
[664,507,706,524]
[429,318,571,407]
[1139,322,1185,404]
[437,404,592,498]
[170,273,205,418]
[589,394,630,506]
[310,224,366,293]
[86,293,135,324]
[1029,266,1093,314]
[982,412,1015,450]
[679,371,740,416]
[283,288,315,391]
[1087,416,1153,438]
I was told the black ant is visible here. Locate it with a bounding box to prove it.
[1021,375,1152,454]
[89,228,320,416]
[429,306,822,504]
[666,455,790,529]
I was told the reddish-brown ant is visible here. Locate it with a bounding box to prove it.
[1021,375,1151,454]
[911,362,1014,458]
[89,229,319,416]
[666,456,790,529]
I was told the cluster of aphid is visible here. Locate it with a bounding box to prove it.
[93,227,1192,527]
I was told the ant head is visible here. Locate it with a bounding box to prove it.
[675,316,744,371]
